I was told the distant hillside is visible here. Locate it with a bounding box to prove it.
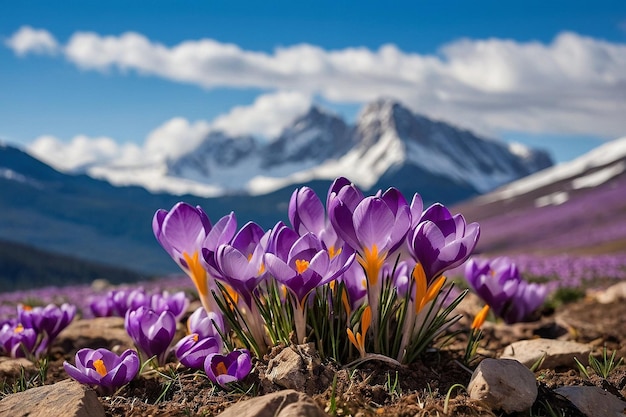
[0,238,148,292]
[453,136,626,256]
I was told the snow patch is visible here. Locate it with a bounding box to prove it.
[534,191,569,207]
[480,136,626,203]
[571,161,626,189]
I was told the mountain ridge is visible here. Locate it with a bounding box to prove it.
[81,98,553,200]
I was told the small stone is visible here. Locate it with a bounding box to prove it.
[0,357,36,377]
[468,358,537,413]
[595,282,626,304]
[0,378,105,417]
[265,346,307,390]
[216,389,328,417]
[500,338,592,369]
[56,317,134,352]
[555,386,626,417]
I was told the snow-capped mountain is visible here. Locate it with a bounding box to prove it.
[453,136,626,255]
[162,99,552,200]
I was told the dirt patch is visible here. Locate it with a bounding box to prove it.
[3,297,626,416]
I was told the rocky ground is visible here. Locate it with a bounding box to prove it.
[2,283,626,417]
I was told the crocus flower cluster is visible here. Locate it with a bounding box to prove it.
[0,303,75,359]
[154,176,480,363]
[90,288,189,322]
[465,257,548,324]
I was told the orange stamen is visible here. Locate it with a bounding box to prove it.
[14,324,24,333]
[93,359,107,377]
[295,259,310,274]
[328,246,342,259]
[183,251,208,298]
[357,245,386,287]
[215,362,228,376]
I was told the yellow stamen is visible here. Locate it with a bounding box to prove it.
[472,305,490,330]
[328,246,342,259]
[295,259,309,274]
[22,305,33,311]
[224,284,239,310]
[14,324,24,333]
[183,251,208,298]
[192,334,199,342]
[93,359,107,377]
[247,253,253,261]
[357,245,386,287]
[257,262,266,275]
[215,362,228,376]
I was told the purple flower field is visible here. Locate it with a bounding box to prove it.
[2,252,624,324]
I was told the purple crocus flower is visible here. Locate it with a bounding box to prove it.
[264,231,354,304]
[18,303,76,340]
[64,348,139,392]
[328,181,411,341]
[186,307,224,340]
[465,257,547,324]
[175,334,221,370]
[215,221,269,307]
[264,225,354,342]
[0,323,37,358]
[17,303,76,357]
[153,202,236,312]
[289,186,327,237]
[407,203,480,282]
[290,185,345,259]
[328,185,411,287]
[204,349,252,388]
[89,295,114,317]
[125,307,177,366]
[150,291,189,322]
[110,288,150,317]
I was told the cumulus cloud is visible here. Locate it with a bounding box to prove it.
[26,90,305,173]
[144,117,212,160]
[4,26,59,56]
[211,91,312,137]
[28,135,143,172]
[8,26,626,139]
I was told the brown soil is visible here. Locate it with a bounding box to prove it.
[4,295,626,417]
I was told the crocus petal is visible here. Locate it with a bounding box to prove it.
[353,198,394,251]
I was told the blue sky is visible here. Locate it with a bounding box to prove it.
[2,0,626,168]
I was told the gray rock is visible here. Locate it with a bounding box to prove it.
[56,317,134,353]
[0,357,36,377]
[500,338,592,369]
[216,389,328,417]
[468,358,537,413]
[595,281,626,304]
[0,378,105,417]
[555,386,626,417]
[265,346,307,390]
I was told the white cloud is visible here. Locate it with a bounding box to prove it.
[8,27,626,139]
[4,26,59,56]
[28,135,143,172]
[144,117,211,160]
[25,90,303,174]
[211,91,312,137]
